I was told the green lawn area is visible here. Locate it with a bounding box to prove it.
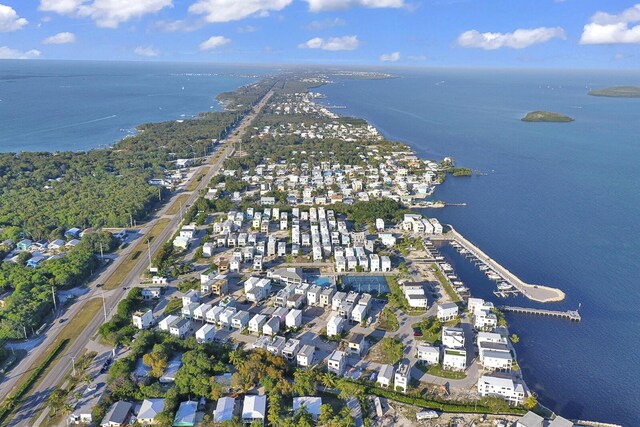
[186,167,209,192]
[417,363,466,380]
[166,194,191,216]
[164,298,183,315]
[412,317,460,343]
[432,264,461,303]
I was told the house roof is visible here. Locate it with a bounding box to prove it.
[214,397,235,422]
[548,416,574,427]
[242,395,266,419]
[101,401,132,425]
[138,399,165,421]
[378,364,394,380]
[173,401,197,426]
[517,411,544,427]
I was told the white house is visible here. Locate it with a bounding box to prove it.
[416,344,440,365]
[442,326,465,349]
[379,233,396,247]
[297,344,315,367]
[182,290,200,306]
[516,412,544,427]
[244,277,272,303]
[158,315,178,331]
[394,362,411,393]
[285,309,303,329]
[195,324,216,343]
[193,303,212,322]
[142,287,162,299]
[169,318,191,339]
[377,364,394,388]
[249,314,267,335]
[375,218,385,232]
[202,242,214,257]
[282,338,300,360]
[137,399,165,425]
[263,317,280,336]
[327,350,346,375]
[477,375,525,406]
[327,315,344,337]
[242,395,266,426]
[403,284,428,309]
[231,311,251,329]
[213,397,236,423]
[293,397,322,420]
[442,348,467,371]
[132,309,153,330]
[381,256,391,272]
[437,303,459,321]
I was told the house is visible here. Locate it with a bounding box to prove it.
[319,287,335,308]
[195,324,216,343]
[213,397,236,423]
[193,304,212,322]
[158,315,179,331]
[132,309,153,330]
[231,311,251,329]
[332,291,346,311]
[286,293,304,309]
[242,395,267,425]
[169,318,191,338]
[182,290,200,306]
[479,341,512,372]
[173,401,197,427]
[403,283,428,309]
[16,239,32,251]
[263,317,280,336]
[394,362,410,393]
[244,277,272,303]
[416,344,440,365]
[442,326,465,348]
[100,401,132,427]
[219,308,237,328]
[381,256,391,271]
[159,355,183,384]
[379,233,396,247]
[369,254,380,272]
[375,218,385,231]
[48,239,66,252]
[297,344,315,367]
[377,364,394,388]
[285,309,302,329]
[442,348,466,371]
[65,227,81,239]
[142,287,162,300]
[202,242,214,257]
[347,333,366,356]
[173,236,189,250]
[437,303,459,321]
[477,375,525,406]
[249,314,267,335]
[266,336,286,355]
[516,411,544,427]
[181,303,199,320]
[327,315,344,337]
[327,350,346,375]
[205,306,224,325]
[293,397,323,420]
[282,338,300,360]
[180,225,196,240]
[306,285,322,306]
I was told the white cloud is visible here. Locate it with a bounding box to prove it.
[0,4,28,32]
[154,19,203,32]
[0,46,41,59]
[237,25,258,33]
[43,32,76,44]
[580,4,640,44]
[299,35,359,51]
[199,35,231,51]
[457,27,566,50]
[39,0,173,28]
[305,0,404,12]
[379,51,400,62]
[304,17,346,31]
[134,45,159,57]
[189,0,292,23]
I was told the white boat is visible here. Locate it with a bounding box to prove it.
[479,265,489,271]
[497,283,512,291]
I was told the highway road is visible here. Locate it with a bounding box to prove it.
[2,89,274,427]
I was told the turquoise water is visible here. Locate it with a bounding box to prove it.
[0,60,270,152]
[310,276,332,287]
[318,69,640,425]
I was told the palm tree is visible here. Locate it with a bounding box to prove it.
[228,350,245,367]
[320,372,337,389]
[62,403,74,416]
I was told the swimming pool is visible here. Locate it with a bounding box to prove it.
[341,276,389,295]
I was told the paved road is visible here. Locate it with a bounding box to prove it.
[2,89,274,427]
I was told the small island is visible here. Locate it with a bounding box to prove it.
[522,111,574,123]
[588,86,640,98]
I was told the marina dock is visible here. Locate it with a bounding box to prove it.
[434,226,566,303]
[501,306,581,322]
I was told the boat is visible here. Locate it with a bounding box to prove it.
[479,265,489,271]
[487,272,501,281]
[497,282,513,291]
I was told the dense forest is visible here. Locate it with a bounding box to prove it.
[0,77,275,240]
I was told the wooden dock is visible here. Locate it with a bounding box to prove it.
[501,305,581,322]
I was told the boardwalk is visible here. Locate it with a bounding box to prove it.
[501,306,581,322]
[437,226,566,303]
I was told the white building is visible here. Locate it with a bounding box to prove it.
[242,395,266,426]
[350,304,367,323]
[394,362,410,393]
[213,397,236,423]
[477,375,525,406]
[195,324,216,343]
[244,277,272,303]
[249,314,267,335]
[285,309,303,329]
[263,317,280,336]
[437,303,459,321]
[442,348,466,371]
[416,344,440,365]
[327,350,346,375]
[132,309,153,330]
[158,315,178,331]
[403,284,428,309]
[381,256,391,272]
[297,344,315,367]
[169,318,191,339]
[377,364,394,388]
[442,326,465,349]
[293,397,322,421]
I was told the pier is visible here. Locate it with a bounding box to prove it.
[435,225,566,303]
[501,305,581,322]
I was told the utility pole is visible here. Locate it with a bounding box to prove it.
[23,325,27,340]
[99,242,104,262]
[101,289,108,322]
[71,356,76,376]
[147,238,152,266]
[51,286,57,311]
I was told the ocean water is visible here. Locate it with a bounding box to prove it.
[318,69,640,425]
[0,60,270,152]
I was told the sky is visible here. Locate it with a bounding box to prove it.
[1,0,640,68]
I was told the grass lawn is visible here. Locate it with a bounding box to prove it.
[186,167,210,192]
[0,298,103,421]
[377,308,399,332]
[432,264,461,303]
[417,363,466,380]
[104,218,170,290]
[166,194,191,216]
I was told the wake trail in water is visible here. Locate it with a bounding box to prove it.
[2,115,118,140]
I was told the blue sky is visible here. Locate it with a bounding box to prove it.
[1,0,639,68]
